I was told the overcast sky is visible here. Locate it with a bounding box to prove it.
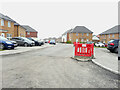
[0,0,118,39]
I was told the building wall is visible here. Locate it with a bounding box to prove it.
[69,33,93,43]
[67,33,69,41]
[14,26,26,37]
[26,32,38,38]
[0,19,14,38]
[62,34,67,42]
[19,26,26,37]
[100,33,119,43]
[14,25,18,37]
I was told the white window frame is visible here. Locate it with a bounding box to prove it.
[76,33,78,36]
[109,34,110,38]
[112,34,114,37]
[8,21,11,27]
[7,33,12,40]
[27,32,30,35]
[87,33,89,36]
[1,19,4,26]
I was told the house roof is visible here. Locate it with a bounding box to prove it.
[70,26,93,33]
[0,13,15,22]
[14,22,27,30]
[62,29,73,35]
[100,25,120,35]
[21,25,38,32]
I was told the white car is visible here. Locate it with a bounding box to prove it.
[95,42,105,47]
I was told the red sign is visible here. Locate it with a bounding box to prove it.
[74,43,94,57]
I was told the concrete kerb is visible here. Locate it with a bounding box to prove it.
[92,59,119,75]
[0,45,54,56]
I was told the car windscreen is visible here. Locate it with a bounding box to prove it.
[0,36,8,41]
[108,40,115,43]
[21,37,31,42]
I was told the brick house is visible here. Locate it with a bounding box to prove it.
[21,25,38,38]
[0,13,15,39]
[14,22,26,37]
[62,29,72,42]
[69,26,93,43]
[99,25,120,44]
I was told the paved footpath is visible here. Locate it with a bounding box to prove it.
[93,48,118,74]
[0,44,53,56]
[0,44,119,88]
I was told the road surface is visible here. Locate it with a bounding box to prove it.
[1,44,119,88]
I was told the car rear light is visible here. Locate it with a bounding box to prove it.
[110,43,114,46]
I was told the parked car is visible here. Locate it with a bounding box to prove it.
[45,40,49,43]
[27,37,42,46]
[39,39,44,45]
[0,36,17,50]
[118,40,120,60]
[95,42,105,47]
[11,37,35,47]
[49,40,56,45]
[107,39,119,53]
[103,43,108,47]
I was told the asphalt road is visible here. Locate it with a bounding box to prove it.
[1,44,119,88]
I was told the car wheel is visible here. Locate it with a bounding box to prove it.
[114,48,118,53]
[0,43,4,50]
[11,47,15,49]
[110,50,114,53]
[24,43,28,47]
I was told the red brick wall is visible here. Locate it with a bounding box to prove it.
[67,33,69,41]
[26,32,38,38]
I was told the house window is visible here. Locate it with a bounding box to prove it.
[27,32,30,35]
[76,33,78,36]
[104,35,105,38]
[109,34,110,38]
[119,34,120,38]
[82,33,84,36]
[112,34,114,37]
[87,33,89,36]
[1,19,4,26]
[7,33,12,40]
[8,21,11,27]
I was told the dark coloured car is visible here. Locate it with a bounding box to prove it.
[11,37,35,47]
[118,40,120,60]
[107,39,119,53]
[49,40,56,45]
[27,37,41,46]
[0,36,17,50]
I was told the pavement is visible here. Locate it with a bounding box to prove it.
[93,47,118,74]
[0,44,54,56]
[0,44,119,88]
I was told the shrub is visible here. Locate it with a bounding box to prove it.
[66,41,72,44]
[80,42,86,44]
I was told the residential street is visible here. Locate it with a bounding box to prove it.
[1,44,119,88]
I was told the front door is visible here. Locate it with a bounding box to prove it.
[1,33,5,37]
